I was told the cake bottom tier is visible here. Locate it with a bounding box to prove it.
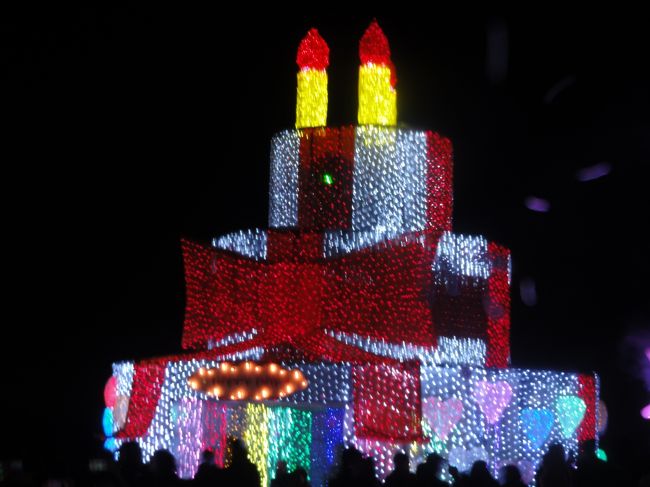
[105,358,598,486]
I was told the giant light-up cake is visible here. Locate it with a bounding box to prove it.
[101,21,599,486]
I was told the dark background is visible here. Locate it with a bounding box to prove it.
[2,6,649,480]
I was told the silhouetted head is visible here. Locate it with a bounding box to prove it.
[341,447,363,472]
[578,439,597,457]
[276,460,288,475]
[394,452,410,472]
[425,453,444,473]
[470,460,492,481]
[501,464,522,483]
[546,443,567,465]
[200,450,215,465]
[150,449,177,477]
[294,467,308,482]
[118,441,143,467]
[229,437,249,463]
[363,456,377,477]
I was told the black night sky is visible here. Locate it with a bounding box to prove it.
[2,6,649,480]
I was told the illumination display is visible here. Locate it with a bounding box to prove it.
[102,21,599,486]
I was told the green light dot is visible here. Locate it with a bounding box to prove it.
[323,173,334,185]
[596,448,607,462]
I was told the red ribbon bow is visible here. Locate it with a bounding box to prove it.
[181,231,440,362]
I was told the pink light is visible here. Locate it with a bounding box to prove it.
[423,397,463,440]
[645,347,650,363]
[525,196,550,213]
[104,376,117,408]
[642,404,650,420]
[473,380,513,424]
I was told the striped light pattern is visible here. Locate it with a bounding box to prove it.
[213,229,267,260]
[268,127,449,237]
[107,357,597,486]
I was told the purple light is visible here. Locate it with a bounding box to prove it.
[524,196,550,213]
[519,277,537,306]
[645,348,650,363]
[473,380,513,424]
[576,162,612,182]
[544,75,576,104]
[642,404,650,420]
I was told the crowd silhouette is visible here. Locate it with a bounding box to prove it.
[1,437,646,486]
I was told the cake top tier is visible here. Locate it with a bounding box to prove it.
[276,22,453,236]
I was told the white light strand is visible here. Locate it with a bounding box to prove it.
[207,329,259,350]
[323,228,427,258]
[269,130,300,228]
[113,361,135,398]
[326,330,487,366]
[434,232,491,280]
[352,127,428,234]
[212,230,267,260]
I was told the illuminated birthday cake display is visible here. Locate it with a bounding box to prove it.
[101,21,599,486]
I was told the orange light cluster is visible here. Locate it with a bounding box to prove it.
[187,361,308,401]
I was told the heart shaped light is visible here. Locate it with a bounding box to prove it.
[555,395,586,438]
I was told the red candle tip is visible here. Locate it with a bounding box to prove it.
[359,20,392,66]
[297,28,329,70]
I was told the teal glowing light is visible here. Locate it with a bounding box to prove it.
[104,437,117,452]
[596,448,607,461]
[267,407,312,480]
[102,407,114,437]
[322,173,334,185]
[555,396,586,438]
